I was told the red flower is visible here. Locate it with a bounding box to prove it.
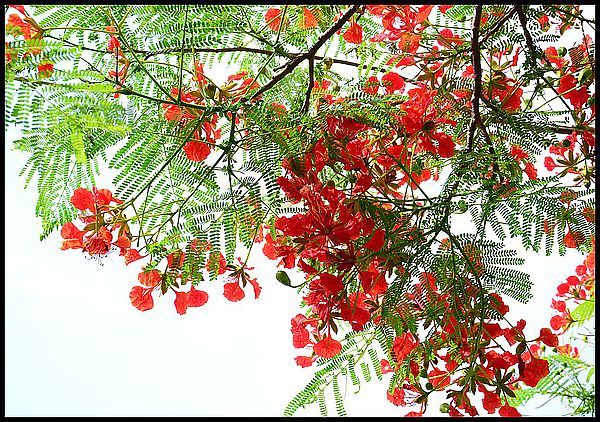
[313,336,342,358]
[291,314,312,348]
[564,230,584,248]
[129,286,154,311]
[188,285,209,307]
[544,156,557,171]
[557,74,589,109]
[582,207,595,223]
[294,356,314,368]
[498,403,521,417]
[537,327,559,347]
[480,387,502,414]
[265,8,288,32]
[60,222,85,250]
[223,282,245,302]
[174,291,188,315]
[386,387,405,406]
[550,314,568,331]
[523,162,538,180]
[363,228,385,252]
[37,62,54,77]
[518,357,549,387]
[393,332,418,363]
[428,368,451,389]
[248,277,262,299]
[183,140,212,162]
[138,269,161,287]
[489,293,509,315]
[380,359,393,374]
[6,14,32,39]
[71,187,96,212]
[485,350,518,370]
[317,273,344,296]
[435,132,455,158]
[84,232,111,255]
[510,145,528,161]
[380,72,405,95]
[300,7,318,30]
[124,248,142,265]
[342,20,363,44]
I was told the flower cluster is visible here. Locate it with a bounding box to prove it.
[105,26,130,98]
[542,38,595,188]
[60,187,142,265]
[548,239,595,337]
[5,5,54,77]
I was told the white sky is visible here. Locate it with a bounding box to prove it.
[4,5,595,417]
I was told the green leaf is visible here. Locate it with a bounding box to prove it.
[70,129,86,164]
[571,300,594,324]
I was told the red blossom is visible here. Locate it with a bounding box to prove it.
[300,7,318,30]
[317,273,344,296]
[544,156,558,171]
[485,350,518,370]
[188,285,209,307]
[393,332,418,363]
[387,387,405,406]
[138,269,161,287]
[37,62,54,77]
[223,282,245,302]
[6,13,32,39]
[518,357,550,387]
[498,403,522,417]
[510,145,528,161]
[313,336,342,358]
[550,314,568,331]
[480,387,502,414]
[60,222,85,250]
[265,8,288,32]
[71,187,96,212]
[363,228,385,252]
[294,356,314,368]
[129,286,154,311]
[174,291,188,315]
[183,140,212,162]
[342,20,363,44]
[537,327,559,347]
[523,162,538,180]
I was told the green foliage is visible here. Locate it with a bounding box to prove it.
[507,354,595,416]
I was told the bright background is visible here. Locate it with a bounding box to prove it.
[4,5,595,417]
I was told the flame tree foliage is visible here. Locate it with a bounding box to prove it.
[4,4,595,417]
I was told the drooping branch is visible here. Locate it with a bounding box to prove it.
[467,4,485,152]
[516,5,573,111]
[247,5,361,102]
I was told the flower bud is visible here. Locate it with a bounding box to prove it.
[276,270,292,287]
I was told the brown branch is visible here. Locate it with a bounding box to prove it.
[302,57,314,114]
[479,6,519,45]
[247,4,361,102]
[467,5,485,152]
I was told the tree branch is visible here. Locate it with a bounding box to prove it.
[302,57,314,114]
[516,5,573,110]
[467,5,485,151]
[247,5,360,102]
